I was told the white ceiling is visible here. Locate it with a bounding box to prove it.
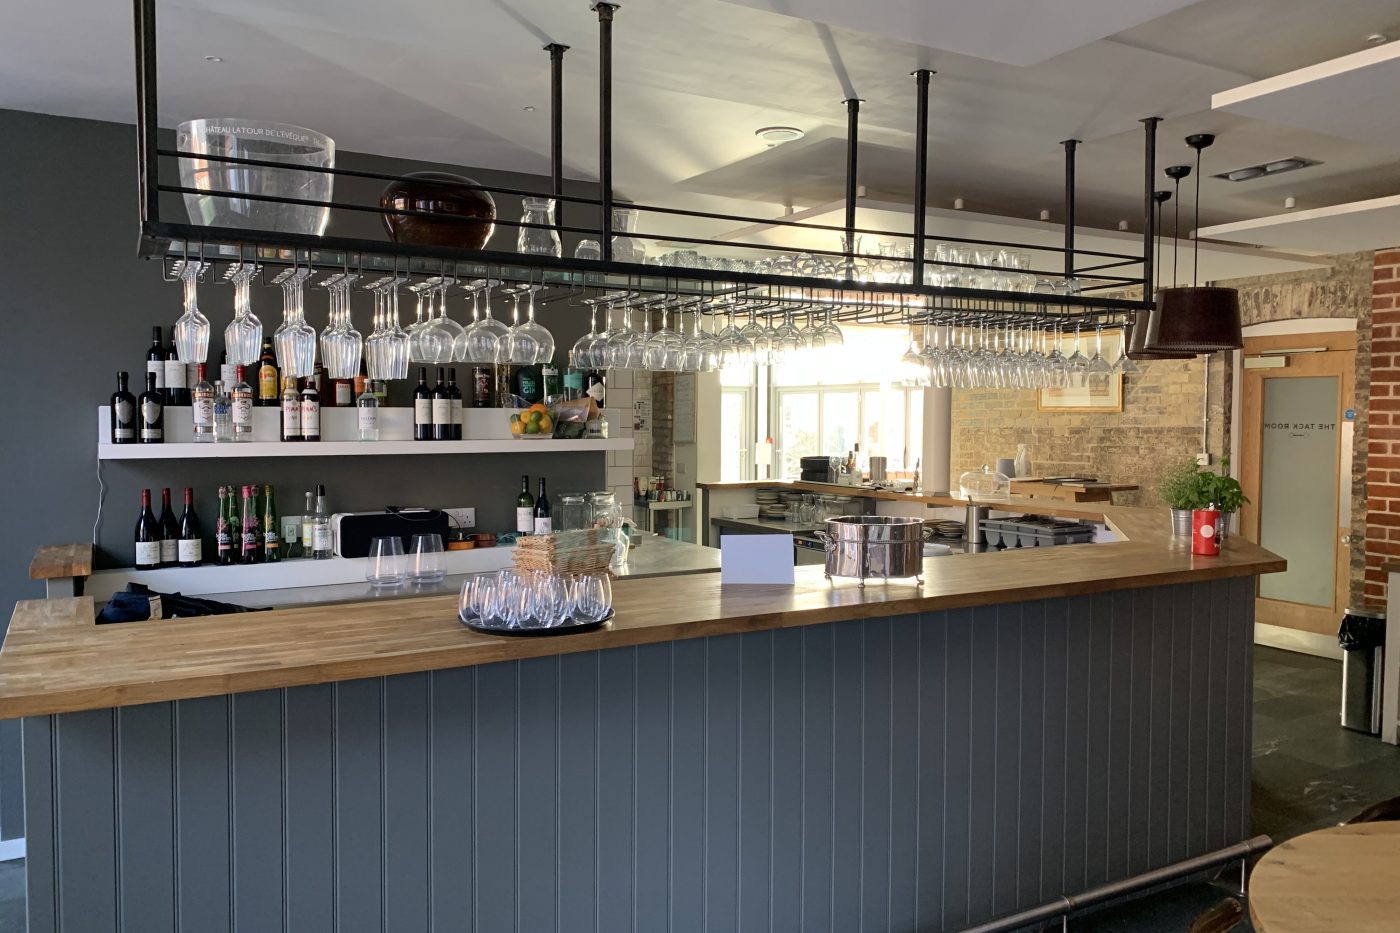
[3,0,1399,252]
[1199,194,1400,253]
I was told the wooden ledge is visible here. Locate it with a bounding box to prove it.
[29,544,93,581]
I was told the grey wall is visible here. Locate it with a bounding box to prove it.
[0,108,604,841]
[22,580,1255,932]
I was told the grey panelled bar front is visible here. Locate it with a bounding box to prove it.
[23,578,1253,932]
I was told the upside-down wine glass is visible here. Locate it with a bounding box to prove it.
[225,263,263,366]
[461,279,508,364]
[515,284,555,364]
[273,267,315,377]
[173,260,210,363]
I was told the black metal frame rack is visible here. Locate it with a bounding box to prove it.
[132,0,1159,326]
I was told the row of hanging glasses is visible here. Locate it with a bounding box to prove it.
[898,321,1137,390]
[566,293,847,373]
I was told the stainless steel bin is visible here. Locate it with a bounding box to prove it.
[1340,607,1386,734]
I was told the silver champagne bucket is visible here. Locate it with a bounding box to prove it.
[816,515,925,587]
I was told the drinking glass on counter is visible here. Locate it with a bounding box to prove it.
[367,536,406,587]
[409,533,445,583]
[570,571,612,623]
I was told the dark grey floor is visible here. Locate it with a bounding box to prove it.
[0,647,1394,931]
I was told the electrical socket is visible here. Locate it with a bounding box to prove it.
[442,507,476,529]
[1195,453,1212,466]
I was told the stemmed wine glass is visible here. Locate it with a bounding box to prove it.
[1044,326,1071,389]
[514,285,555,364]
[460,279,508,364]
[320,273,362,379]
[273,267,315,378]
[173,260,210,363]
[715,305,751,369]
[406,283,432,360]
[495,285,534,364]
[1113,324,1141,374]
[428,279,464,364]
[1065,325,1090,388]
[1085,324,1115,392]
[618,297,650,370]
[224,263,263,366]
[644,300,683,372]
[570,296,605,368]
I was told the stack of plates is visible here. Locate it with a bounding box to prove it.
[929,520,965,539]
[755,489,787,520]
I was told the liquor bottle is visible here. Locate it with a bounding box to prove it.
[447,368,464,440]
[563,370,584,402]
[514,364,542,404]
[312,485,333,559]
[231,365,254,442]
[281,376,302,442]
[145,326,166,399]
[333,377,353,408]
[239,485,262,563]
[542,361,561,401]
[164,335,189,406]
[219,350,236,389]
[192,364,215,442]
[139,371,164,443]
[585,368,606,407]
[110,371,137,444]
[432,367,452,441]
[532,477,553,535]
[178,486,203,567]
[300,377,321,442]
[357,386,379,441]
[312,366,328,405]
[413,367,433,441]
[213,381,233,442]
[134,488,161,570]
[471,366,493,408]
[300,490,315,558]
[515,475,534,535]
[262,485,281,563]
[256,338,279,407]
[496,363,516,406]
[158,487,180,567]
[215,486,235,565]
[354,357,368,400]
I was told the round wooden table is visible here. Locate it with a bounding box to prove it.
[1250,823,1400,932]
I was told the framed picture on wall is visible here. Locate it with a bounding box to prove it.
[1037,374,1125,412]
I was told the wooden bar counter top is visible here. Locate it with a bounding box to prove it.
[0,501,1283,718]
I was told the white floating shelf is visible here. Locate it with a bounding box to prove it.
[97,406,633,459]
[1197,194,1400,254]
[98,438,632,459]
[1212,42,1400,151]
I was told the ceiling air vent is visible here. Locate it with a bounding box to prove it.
[1213,156,1321,182]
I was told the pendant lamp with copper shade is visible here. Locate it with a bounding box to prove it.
[1128,187,1194,361]
[1144,133,1243,353]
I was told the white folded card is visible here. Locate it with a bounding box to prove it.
[721,534,795,585]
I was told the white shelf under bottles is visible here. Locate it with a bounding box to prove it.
[97,407,633,460]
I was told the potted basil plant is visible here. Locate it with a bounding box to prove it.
[1158,457,1204,536]
[1192,457,1248,540]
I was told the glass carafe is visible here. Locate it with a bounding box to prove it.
[611,207,646,264]
[559,494,590,532]
[517,197,562,257]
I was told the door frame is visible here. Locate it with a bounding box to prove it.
[1238,330,1355,636]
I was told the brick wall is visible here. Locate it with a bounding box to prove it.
[1365,248,1400,606]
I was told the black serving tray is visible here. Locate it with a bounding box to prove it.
[458,609,613,637]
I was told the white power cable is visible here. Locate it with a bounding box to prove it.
[93,459,106,545]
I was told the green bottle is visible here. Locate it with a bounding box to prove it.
[262,484,281,563]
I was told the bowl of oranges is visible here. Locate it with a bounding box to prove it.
[509,403,555,439]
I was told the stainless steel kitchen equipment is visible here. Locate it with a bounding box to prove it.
[868,456,888,483]
[817,515,925,586]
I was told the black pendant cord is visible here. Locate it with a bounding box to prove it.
[1173,179,1181,285]
[1193,146,1202,287]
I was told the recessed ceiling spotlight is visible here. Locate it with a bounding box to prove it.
[522,105,536,112]
[1367,33,1388,45]
[755,126,804,146]
[1213,156,1321,182]
[203,55,223,63]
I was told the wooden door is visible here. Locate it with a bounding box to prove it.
[1240,332,1355,635]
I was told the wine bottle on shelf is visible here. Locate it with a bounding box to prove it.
[145,326,166,401]
[239,485,262,564]
[312,485,333,559]
[110,371,136,444]
[515,475,534,535]
[257,338,279,407]
[300,377,321,442]
[215,486,235,565]
[413,368,433,441]
[281,376,302,442]
[158,487,179,568]
[213,381,233,442]
[134,489,161,570]
[585,368,606,407]
[471,366,493,408]
[192,364,215,443]
[447,368,464,440]
[354,357,368,400]
[333,377,352,408]
[178,487,202,567]
[163,335,189,407]
[231,366,254,442]
[533,477,552,535]
[357,384,379,441]
[219,350,236,389]
[262,485,281,563]
[139,371,164,443]
[300,490,315,558]
[432,367,452,441]
[312,366,327,405]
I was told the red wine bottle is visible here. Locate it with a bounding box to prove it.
[145,325,166,401]
[139,371,164,443]
[134,489,161,570]
[178,487,203,567]
[414,368,433,441]
[158,487,179,568]
[432,367,452,441]
[110,371,137,444]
